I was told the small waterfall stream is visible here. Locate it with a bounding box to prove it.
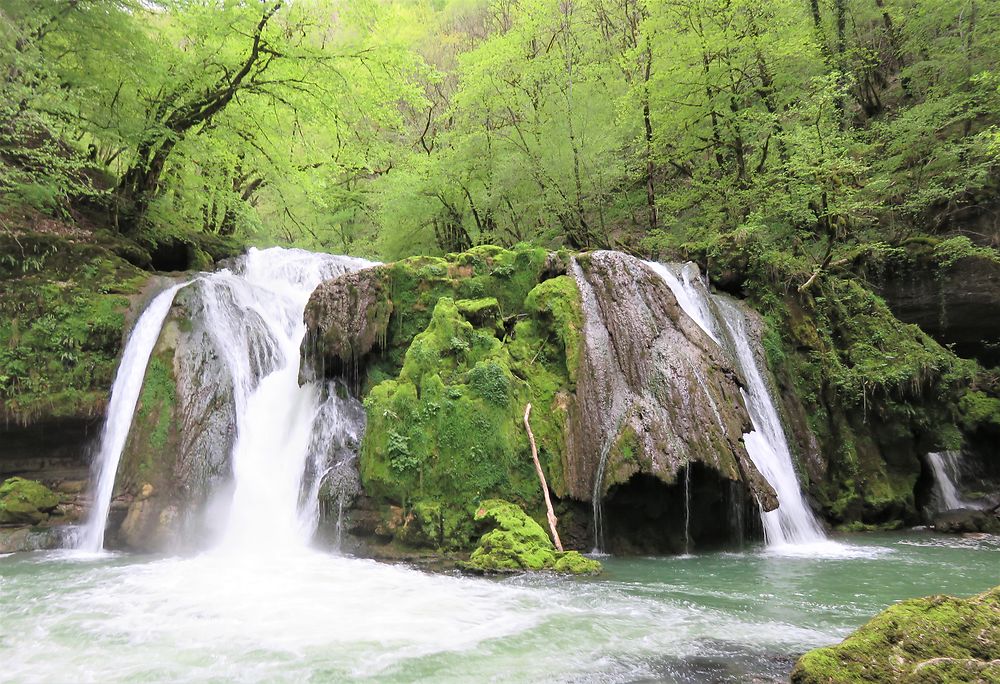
[648,262,826,547]
[77,248,371,552]
[927,451,983,512]
[77,283,187,552]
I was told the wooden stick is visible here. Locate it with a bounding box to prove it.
[524,403,563,551]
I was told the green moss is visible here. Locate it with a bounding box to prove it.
[0,477,59,525]
[759,276,979,526]
[460,499,601,575]
[0,232,148,423]
[958,390,1000,432]
[136,355,177,452]
[792,586,1000,684]
[357,246,581,550]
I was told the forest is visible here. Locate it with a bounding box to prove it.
[2,0,998,274]
[2,2,1000,682]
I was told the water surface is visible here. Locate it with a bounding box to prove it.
[1,532,997,683]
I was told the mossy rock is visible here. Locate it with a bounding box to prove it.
[0,477,60,525]
[791,586,1000,683]
[356,248,582,548]
[460,499,600,575]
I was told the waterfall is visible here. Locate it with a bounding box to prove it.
[191,248,371,551]
[927,451,982,512]
[78,247,372,553]
[77,283,187,552]
[648,262,826,547]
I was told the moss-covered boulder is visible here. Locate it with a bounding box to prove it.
[791,586,1000,683]
[0,477,59,524]
[305,245,779,554]
[460,499,600,575]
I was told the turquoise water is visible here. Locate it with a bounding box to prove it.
[0,532,997,683]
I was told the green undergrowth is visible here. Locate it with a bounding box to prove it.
[0,232,149,423]
[459,499,601,575]
[358,245,581,550]
[792,586,1000,683]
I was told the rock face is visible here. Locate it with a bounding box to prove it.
[303,246,777,553]
[874,254,1000,367]
[302,268,392,383]
[567,251,776,510]
[792,586,1000,684]
[110,282,238,551]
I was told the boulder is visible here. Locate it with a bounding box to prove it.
[932,507,1000,534]
[110,282,238,551]
[0,477,59,525]
[460,499,600,574]
[792,586,1000,683]
[567,251,776,510]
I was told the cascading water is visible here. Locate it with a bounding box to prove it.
[77,283,187,552]
[927,451,983,512]
[648,262,826,547]
[77,247,372,552]
[193,248,372,551]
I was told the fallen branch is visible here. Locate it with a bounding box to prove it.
[524,403,563,551]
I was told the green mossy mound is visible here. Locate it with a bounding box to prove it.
[0,477,60,525]
[460,499,600,575]
[791,586,1000,684]
[353,245,581,550]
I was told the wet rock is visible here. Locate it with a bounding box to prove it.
[111,282,238,552]
[0,525,67,553]
[873,254,1000,367]
[567,251,776,510]
[792,585,1000,684]
[302,268,392,382]
[932,507,1000,534]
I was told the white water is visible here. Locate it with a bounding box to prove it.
[77,283,186,552]
[78,247,371,553]
[204,249,370,550]
[648,262,827,548]
[926,451,984,512]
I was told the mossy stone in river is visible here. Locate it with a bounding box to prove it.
[791,585,1000,683]
[461,499,600,575]
[0,477,60,524]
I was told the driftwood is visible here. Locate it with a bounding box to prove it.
[523,403,563,551]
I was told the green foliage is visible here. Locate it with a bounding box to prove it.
[0,233,147,422]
